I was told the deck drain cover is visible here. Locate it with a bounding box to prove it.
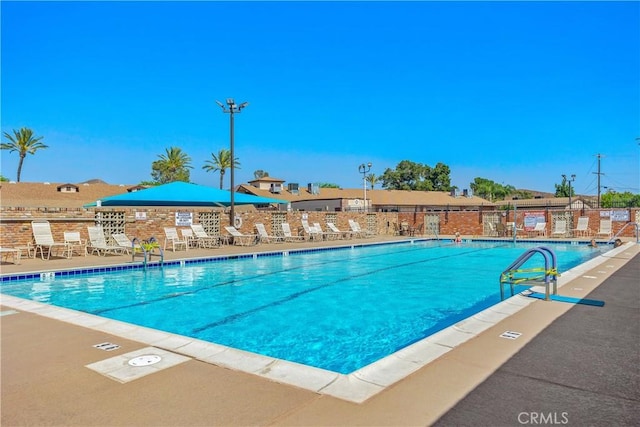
[93,342,120,351]
[128,355,162,367]
[500,331,522,340]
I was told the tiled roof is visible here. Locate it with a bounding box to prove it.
[237,184,493,207]
[247,176,285,184]
[0,182,136,208]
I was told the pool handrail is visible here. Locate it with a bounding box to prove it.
[131,236,164,268]
[608,222,639,244]
[500,246,558,301]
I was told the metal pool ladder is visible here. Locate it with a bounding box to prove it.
[131,236,164,269]
[499,246,558,301]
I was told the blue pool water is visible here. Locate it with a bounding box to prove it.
[0,240,605,373]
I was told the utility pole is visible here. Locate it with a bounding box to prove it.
[593,153,604,208]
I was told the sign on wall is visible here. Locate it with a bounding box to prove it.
[135,211,147,221]
[611,210,629,222]
[524,211,545,231]
[175,212,193,226]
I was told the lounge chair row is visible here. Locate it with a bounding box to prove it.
[498,217,612,239]
[19,219,377,261]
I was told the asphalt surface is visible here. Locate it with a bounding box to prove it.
[433,253,639,426]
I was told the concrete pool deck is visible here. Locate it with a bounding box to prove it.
[1,236,638,425]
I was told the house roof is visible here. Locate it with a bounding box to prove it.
[0,182,136,208]
[494,196,594,208]
[237,184,493,207]
[247,176,285,184]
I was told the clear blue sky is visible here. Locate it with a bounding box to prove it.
[2,1,639,195]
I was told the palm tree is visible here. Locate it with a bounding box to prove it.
[366,173,378,190]
[202,149,241,189]
[1,127,48,182]
[151,147,192,183]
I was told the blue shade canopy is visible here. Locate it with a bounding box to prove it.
[83,182,288,207]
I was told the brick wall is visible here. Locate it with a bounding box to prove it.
[1,206,637,247]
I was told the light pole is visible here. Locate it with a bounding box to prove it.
[562,173,576,209]
[358,162,372,212]
[216,98,248,226]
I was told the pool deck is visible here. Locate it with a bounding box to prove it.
[1,236,638,426]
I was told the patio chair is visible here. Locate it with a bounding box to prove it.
[63,231,87,257]
[595,219,612,239]
[281,223,306,242]
[190,224,221,248]
[301,219,322,241]
[255,223,284,243]
[224,226,257,246]
[486,221,499,237]
[112,233,142,254]
[313,222,340,240]
[87,226,125,256]
[527,222,547,238]
[31,220,72,260]
[572,217,591,237]
[327,222,353,239]
[550,219,568,238]
[163,227,189,252]
[506,222,525,237]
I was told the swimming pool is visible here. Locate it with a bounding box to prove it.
[0,240,606,374]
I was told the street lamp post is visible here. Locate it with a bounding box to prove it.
[358,162,372,212]
[216,98,248,226]
[562,173,576,209]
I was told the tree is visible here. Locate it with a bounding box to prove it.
[202,148,240,189]
[366,173,378,189]
[601,190,640,208]
[554,177,574,198]
[470,177,515,202]
[150,147,192,184]
[253,170,269,179]
[380,160,452,191]
[318,182,340,188]
[511,189,533,199]
[0,175,9,182]
[1,127,48,182]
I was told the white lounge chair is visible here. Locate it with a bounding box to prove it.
[163,227,188,252]
[190,224,220,248]
[313,222,340,240]
[255,223,284,243]
[301,220,322,241]
[64,231,87,257]
[224,226,257,246]
[0,247,22,264]
[87,226,125,256]
[595,219,612,239]
[32,220,72,259]
[506,222,525,237]
[281,223,306,242]
[327,222,353,239]
[572,217,591,237]
[349,219,373,238]
[112,233,142,254]
[527,222,547,238]
[180,228,200,248]
[550,219,567,238]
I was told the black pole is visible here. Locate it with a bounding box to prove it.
[216,98,248,227]
[229,109,235,226]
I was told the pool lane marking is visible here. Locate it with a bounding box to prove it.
[191,245,503,333]
[91,242,503,316]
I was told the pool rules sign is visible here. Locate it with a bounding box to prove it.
[175,212,193,226]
